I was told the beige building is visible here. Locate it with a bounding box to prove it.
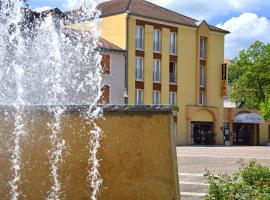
[65,0,270,146]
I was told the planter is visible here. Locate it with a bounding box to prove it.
[225,140,231,146]
[267,141,270,146]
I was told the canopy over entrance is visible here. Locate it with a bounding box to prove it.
[234,113,264,124]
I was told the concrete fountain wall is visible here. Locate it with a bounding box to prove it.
[0,105,180,200]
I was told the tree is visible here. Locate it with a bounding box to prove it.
[229,41,270,113]
[260,96,270,120]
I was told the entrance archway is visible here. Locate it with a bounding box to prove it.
[191,109,215,145]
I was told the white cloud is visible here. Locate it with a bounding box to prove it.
[217,13,270,59]
[34,6,52,12]
[62,0,106,10]
[149,0,270,20]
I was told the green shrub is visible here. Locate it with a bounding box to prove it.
[205,160,270,200]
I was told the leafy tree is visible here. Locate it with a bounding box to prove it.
[260,96,270,120]
[229,41,270,112]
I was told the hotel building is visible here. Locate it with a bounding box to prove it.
[66,0,270,146]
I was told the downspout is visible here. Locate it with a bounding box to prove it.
[124,12,130,104]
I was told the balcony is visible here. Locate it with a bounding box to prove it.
[169,73,177,84]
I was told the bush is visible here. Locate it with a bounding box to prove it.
[205,160,270,200]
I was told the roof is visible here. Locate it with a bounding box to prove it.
[224,58,233,65]
[98,37,125,52]
[96,0,229,34]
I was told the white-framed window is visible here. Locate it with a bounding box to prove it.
[199,88,205,105]
[169,62,177,84]
[199,64,205,87]
[153,59,161,82]
[153,29,161,52]
[153,90,161,105]
[200,37,206,59]
[135,57,144,80]
[135,89,144,105]
[136,26,144,50]
[170,32,177,55]
[169,92,177,105]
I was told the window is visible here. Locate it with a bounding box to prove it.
[135,57,144,80]
[99,85,110,104]
[169,92,177,105]
[101,54,110,74]
[153,29,161,52]
[153,90,160,105]
[153,59,161,82]
[199,64,205,87]
[135,89,144,105]
[136,26,144,50]
[169,62,176,83]
[199,88,205,105]
[170,32,177,55]
[200,37,206,59]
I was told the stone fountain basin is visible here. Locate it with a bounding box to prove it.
[0,105,180,200]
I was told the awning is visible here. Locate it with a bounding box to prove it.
[233,113,264,124]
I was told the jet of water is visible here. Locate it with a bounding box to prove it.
[0,0,103,199]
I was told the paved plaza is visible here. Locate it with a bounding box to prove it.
[177,146,270,200]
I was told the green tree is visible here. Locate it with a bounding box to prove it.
[260,96,270,120]
[229,41,270,112]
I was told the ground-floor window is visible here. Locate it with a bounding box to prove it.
[191,122,214,145]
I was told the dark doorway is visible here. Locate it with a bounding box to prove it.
[233,123,254,145]
[191,122,214,145]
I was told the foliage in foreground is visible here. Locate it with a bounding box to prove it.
[205,160,270,200]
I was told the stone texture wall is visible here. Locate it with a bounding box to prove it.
[0,106,180,200]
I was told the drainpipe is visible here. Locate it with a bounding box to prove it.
[124,12,130,104]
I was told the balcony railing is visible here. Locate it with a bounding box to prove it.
[169,73,177,83]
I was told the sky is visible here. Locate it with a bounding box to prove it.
[28,0,270,59]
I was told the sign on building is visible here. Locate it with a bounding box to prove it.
[221,64,227,96]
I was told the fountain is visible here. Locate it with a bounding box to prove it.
[0,0,102,199]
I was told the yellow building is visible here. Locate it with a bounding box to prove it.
[66,0,230,145]
[67,0,270,146]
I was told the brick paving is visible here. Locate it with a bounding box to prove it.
[177,146,270,200]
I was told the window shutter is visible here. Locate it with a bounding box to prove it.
[99,85,110,104]
[101,54,110,74]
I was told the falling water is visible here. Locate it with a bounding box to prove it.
[0,1,26,199]
[0,0,102,199]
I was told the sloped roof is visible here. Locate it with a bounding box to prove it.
[224,58,233,65]
[96,0,229,34]
[98,37,125,51]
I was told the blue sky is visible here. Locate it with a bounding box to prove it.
[28,0,270,59]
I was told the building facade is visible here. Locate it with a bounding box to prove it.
[66,0,270,146]
[93,0,229,145]
[98,38,126,105]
